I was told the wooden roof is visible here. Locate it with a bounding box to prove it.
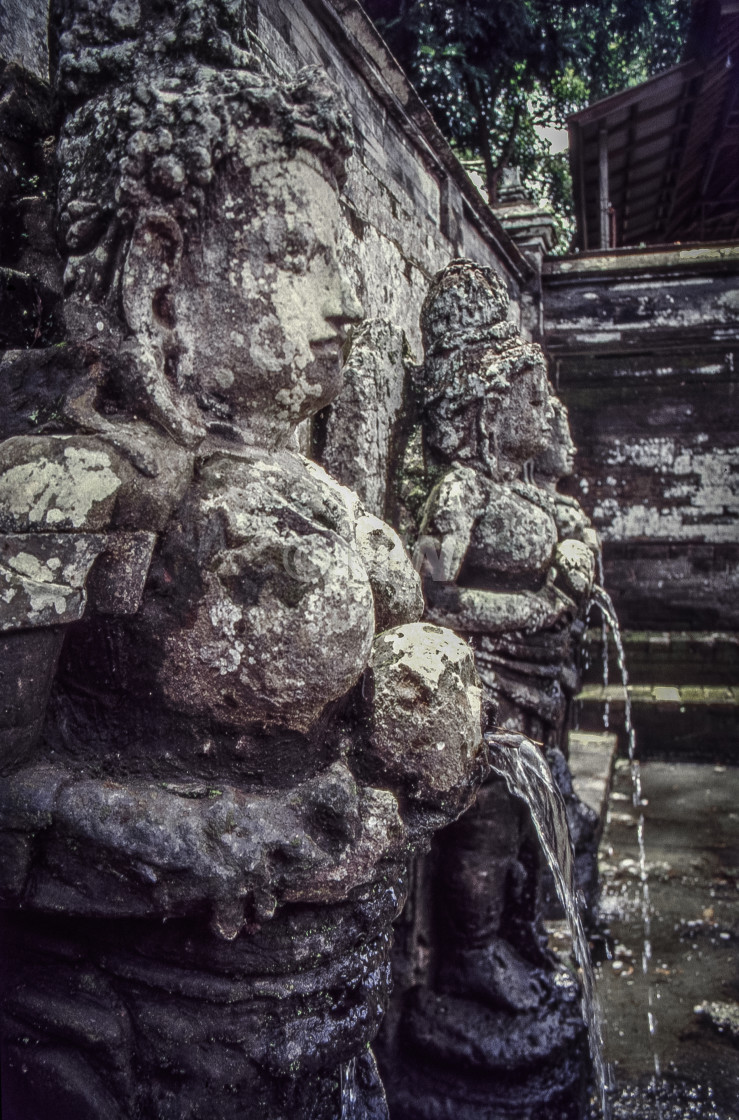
[569,1,739,249]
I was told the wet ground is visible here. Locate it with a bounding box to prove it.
[579,759,739,1118]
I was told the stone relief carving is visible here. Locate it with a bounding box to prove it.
[353,260,600,1118]
[0,7,485,1118]
[317,318,412,521]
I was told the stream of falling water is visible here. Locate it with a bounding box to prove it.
[589,585,662,1094]
[489,736,612,1120]
[595,556,611,729]
[339,1056,357,1119]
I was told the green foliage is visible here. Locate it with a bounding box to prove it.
[365,0,692,249]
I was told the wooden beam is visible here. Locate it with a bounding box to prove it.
[582,119,692,170]
[599,126,610,249]
[569,120,589,251]
[569,60,700,129]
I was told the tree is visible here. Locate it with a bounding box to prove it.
[364,0,692,241]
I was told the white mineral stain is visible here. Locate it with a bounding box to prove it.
[466,681,483,731]
[6,552,58,583]
[376,622,467,689]
[26,582,79,618]
[214,368,235,389]
[209,595,243,637]
[0,446,120,528]
[598,439,739,541]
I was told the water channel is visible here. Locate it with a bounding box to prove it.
[583,588,738,1119]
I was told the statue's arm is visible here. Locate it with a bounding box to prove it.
[303,456,424,630]
[413,465,486,583]
[424,577,577,635]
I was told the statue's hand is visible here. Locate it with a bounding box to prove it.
[550,539,595,605]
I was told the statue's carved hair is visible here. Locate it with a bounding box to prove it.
[48,0,353,447]
[421,259,510,355]
[53,0,352,302]
[418,258,548,471]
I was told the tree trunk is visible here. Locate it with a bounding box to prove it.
[465,76,498,206]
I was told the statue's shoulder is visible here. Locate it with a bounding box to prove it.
[0,428,193,535]
[0,434,127,534]
[195,449,362,544]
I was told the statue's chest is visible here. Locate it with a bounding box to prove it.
[142,454,375,732]
[464,486,557,585]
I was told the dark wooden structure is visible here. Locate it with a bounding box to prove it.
[569,0,739,251]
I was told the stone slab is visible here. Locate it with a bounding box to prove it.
[567,729,619,827]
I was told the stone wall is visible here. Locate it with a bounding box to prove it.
[1,0,533,355]
[543,244,739,630]
[0,0,48,80]
[253,0,532,354]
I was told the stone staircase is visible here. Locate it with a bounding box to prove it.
[574,631,739,763]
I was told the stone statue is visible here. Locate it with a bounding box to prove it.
[531,396,604,912]
[0,9,485,1118]
[379,260,592,1118]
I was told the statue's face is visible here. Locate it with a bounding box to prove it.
[176,145,361,447]
[542,398,576,479]
[494,358,554,467]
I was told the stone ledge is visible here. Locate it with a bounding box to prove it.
[543,240,739,281]
[577,683,739,706]
[567,730,619,825]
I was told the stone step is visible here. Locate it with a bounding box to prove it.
[567,730,619,830]
[578,683,739,706]
[581,629,739,687]
[574,682,739,762]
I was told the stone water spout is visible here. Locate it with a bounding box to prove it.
[0,9,487,1117]
[371,259,603,1118]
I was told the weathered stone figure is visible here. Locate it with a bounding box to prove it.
[530,396,604,912]
[0,7,485,1118]
[380,260,591,1118]
[414,263,596,737]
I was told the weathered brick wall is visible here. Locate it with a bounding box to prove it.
[544,245,739,629]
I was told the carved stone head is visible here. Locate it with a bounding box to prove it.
[53,0,361,450]
[418,258,554,478]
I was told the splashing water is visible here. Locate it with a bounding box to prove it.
[489,735,612,1120]
[589,585,661,1090]
[340,1057,357,1120]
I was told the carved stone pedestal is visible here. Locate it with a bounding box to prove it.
[2,891,400,1120]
